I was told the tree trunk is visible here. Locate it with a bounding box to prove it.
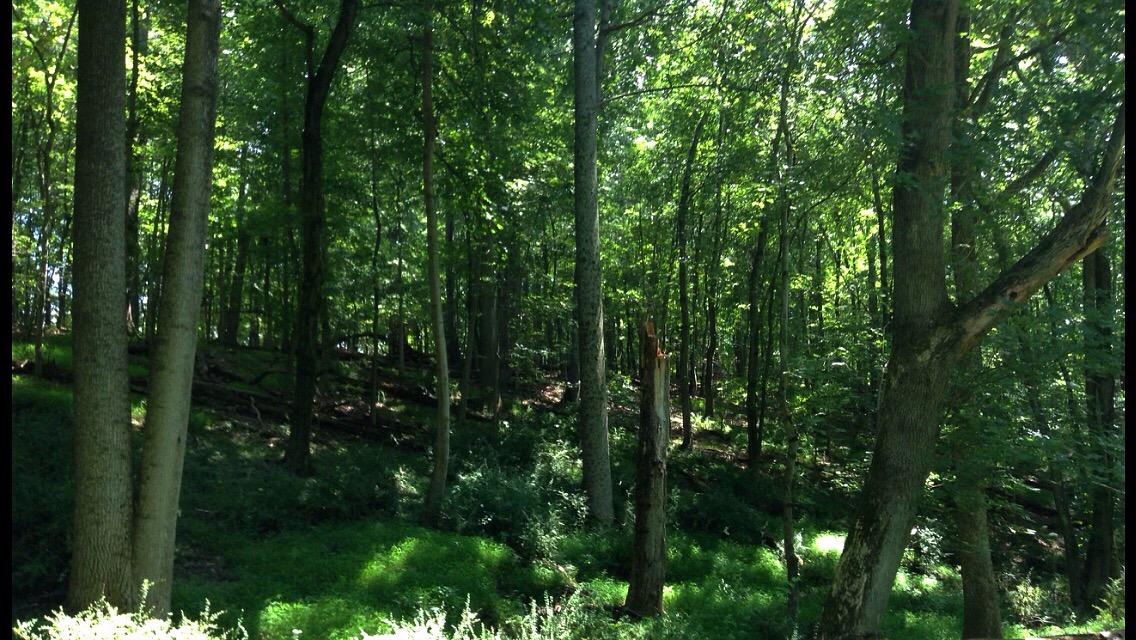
[132,0,221,615]
[283,0,358,476]
[220,146,250,346]
[625,321,668,617]
[677,112,707,450]
[818,1,1124,635]
[573,0,613,527]
[420,3,451,526]
[1079,246,1117,612]
[946,10,1003,634]
[67,0,133,612]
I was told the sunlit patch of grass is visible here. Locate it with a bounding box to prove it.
[810,532,845,555]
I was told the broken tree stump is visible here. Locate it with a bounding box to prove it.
[625,320,669,618]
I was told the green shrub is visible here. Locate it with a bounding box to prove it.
[13,599,246,640]
[1094,569,1125,627]
[444,438,586,563]
[1005,573,1069,627]
[360,593,633,640]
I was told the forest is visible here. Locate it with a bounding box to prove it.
[9,0,1126,638]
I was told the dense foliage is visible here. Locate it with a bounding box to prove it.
[10,0,1124,637]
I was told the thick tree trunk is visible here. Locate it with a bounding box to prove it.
[573,0,614,527]
[1079,247,1117,612]
[625,321,668,617]
[67,0,134,612]
[819,1,1124,635]
[818,1,960,634]
[953,480,1003,638]
[420,4,451,525]
[676,113,707,450]
[282,0,358,476]
[131,0,221,615]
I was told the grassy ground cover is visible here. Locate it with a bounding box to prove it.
[11,337,1121,638]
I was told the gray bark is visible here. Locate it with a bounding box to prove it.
[132,0,222,616]
[67,0,134,612]
[573,0,614,526]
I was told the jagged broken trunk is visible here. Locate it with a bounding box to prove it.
[625,321,668,617]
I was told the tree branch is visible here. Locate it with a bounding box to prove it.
[948,105,1124,358]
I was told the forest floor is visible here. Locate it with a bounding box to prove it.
[10,334,1121,639]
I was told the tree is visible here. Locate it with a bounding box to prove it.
[420,0,451,527]
[625,320,669,617]
[817,0,1125,635]
[573,0,614,527]
[66,0,133,612]
[279,0,360,476]
[132,0,222,616]
[676,112,708,450]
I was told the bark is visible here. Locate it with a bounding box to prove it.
[948,11,1002,635]
[624,321,668,617]
[819,1,1123,635]
[573,0,614,527]
[818,1,961,634]
[677,112,707,450]
[67,0,133,612]
[420,3,451,526]
[220,146,251,346]
[132,0,222,615]
[281,0,359,476]
[1079,246,1117,612]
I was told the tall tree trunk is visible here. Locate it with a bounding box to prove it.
[677,113,707,450]
[132,0,221,614]
[625,321,669,617]
[818,1,1124,634]
[420,2,451,525]
[702,112,726,418]
[145,159,171,344]
[282,0,359,476]
[573,0,613,527]
[1079,246,1117,612]
[220,146,250,346]
[947,10,1002,635]
[67,0,133,612]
